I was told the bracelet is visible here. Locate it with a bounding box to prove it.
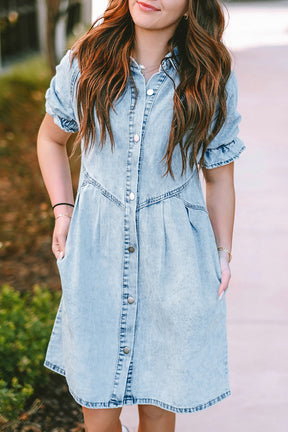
[52,202,74,210]
[55,214,72,220]
[217,246,232,263]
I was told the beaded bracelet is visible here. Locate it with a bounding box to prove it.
[217,246,232,263]
[52,202,74,210]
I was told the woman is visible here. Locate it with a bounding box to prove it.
[37,0,245,431]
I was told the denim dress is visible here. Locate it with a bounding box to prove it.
[43,47,245,413]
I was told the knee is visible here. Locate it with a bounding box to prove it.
[138,404,169,420]
[82,407,121,432]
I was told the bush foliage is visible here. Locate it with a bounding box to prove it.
[0,284,61,421]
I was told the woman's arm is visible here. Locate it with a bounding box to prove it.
[202,162,235,298]
[37,113,74,259]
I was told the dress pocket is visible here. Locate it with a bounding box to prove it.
[184,203,222,285]
[55,217,73,268]
[213,244,223,283]
[56,253,66,266]
[205,215,223,284]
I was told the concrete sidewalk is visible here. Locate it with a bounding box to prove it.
[120,3,288,431]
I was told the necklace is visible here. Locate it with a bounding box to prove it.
[138,63,161,73]
[131,50,161,73]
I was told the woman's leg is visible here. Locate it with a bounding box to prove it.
[138,404,176,432]
[82,406,123,432]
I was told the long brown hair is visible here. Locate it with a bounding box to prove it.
[71,0,231,179]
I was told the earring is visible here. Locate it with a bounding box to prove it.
[183,14,189,20]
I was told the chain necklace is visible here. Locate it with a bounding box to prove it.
[131,49,162,74]
[138,63,161,74]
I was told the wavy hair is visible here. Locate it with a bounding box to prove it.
[71,0,231,179]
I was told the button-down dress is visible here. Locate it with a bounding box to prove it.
[43,47,245,413]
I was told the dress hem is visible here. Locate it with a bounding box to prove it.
[44,360,231,414]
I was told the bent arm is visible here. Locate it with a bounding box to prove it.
[37,113,75,259]
[202,162,235,252]
[37,113,74,215]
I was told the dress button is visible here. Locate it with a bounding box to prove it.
[134,134,140,143]
[129,192,135,200]
[123,346,130,354]
[128,296,134,304]
[128,246,135,253]
[147,88,154,96]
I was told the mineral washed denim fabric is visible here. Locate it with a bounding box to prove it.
[44,46,246,413]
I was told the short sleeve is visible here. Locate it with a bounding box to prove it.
[45,49,79,133]
[202,70,246,169]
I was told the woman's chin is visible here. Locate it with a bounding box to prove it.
[132,18,160,31]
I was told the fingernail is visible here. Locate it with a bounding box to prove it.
[218,291,224,301]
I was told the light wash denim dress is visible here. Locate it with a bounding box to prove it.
[44,46,245,413]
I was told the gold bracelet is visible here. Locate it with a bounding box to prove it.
[217,246,232,263]
[55,214,72,220]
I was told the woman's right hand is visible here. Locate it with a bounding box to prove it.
[52,215,72,260]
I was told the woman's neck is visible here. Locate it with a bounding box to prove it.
[132,26,172,71]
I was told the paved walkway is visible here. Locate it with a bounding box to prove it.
[119,3,288,431]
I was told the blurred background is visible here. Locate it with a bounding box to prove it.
[0,1,287,431]
[0,0,109,73]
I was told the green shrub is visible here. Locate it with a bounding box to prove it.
[0,284,61,421]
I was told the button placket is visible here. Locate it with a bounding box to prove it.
[111,73,163,402]
[110,79,146,402]
[127,178,135,308]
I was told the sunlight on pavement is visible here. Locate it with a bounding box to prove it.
[223,1,288,50]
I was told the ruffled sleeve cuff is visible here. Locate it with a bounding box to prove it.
[201,71,246,169]
[45,49,79,133]
[202,137,246,169]
[45,97,79,133]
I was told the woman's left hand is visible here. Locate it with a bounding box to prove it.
[218,252,231,300]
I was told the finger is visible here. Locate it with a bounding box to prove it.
[218,273,231,300]
[52,239,65,259]
[52,246,63,260]
[52,233,67,252]
[219,278,228,294]
[57,235,66,257]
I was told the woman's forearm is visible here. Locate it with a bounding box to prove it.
[203,163,235,252]
[37,114,74,215]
